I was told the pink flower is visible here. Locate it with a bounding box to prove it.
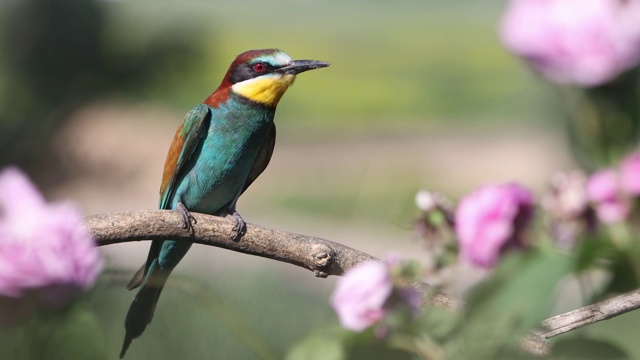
[0,168,102,317]
[586,168,629,223]
[330,261,392,332]
[620,152,640,195]
[455,184,534,268]
[500,0,640,87]
[586,169,619,202]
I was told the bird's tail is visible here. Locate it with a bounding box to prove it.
[120,259,172,358]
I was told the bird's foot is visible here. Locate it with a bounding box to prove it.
[226,210,246,241]
[177,202,196,231]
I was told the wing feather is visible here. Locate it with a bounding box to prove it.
[143,104,210,276]
[158,104,211,209]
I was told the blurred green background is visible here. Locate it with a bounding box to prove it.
[3,0,635,359]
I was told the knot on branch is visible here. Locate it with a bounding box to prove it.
[310,243,335,278]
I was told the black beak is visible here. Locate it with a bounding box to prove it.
[278,60,330,75]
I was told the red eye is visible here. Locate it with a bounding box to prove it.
[253,62,266,72]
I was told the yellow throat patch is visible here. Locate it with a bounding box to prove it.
[231,74,296,107]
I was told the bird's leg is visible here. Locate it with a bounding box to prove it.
[226,208,246,240]
[176,202,197,231]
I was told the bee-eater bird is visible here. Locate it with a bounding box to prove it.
[120,49,329,358]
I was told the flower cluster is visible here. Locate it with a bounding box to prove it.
[411,151,640,276]
[0,168,102,324]
[328,3,640,355]
[500,0,640,87]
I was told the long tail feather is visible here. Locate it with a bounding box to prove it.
[120,260,172,358]
[126,264,146,291]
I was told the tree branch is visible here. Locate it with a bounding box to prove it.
[88,210,640,356]
[86,209,463,312]
[539,288,640,338]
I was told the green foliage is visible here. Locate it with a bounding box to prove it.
[287,327,348,360]
[287,327,417,360]
[552,337,630,360]
[14,305,108,360]
[571,221,640,301]
[562,69,640,170]
[80,268,335,360]
[454,251,571,358]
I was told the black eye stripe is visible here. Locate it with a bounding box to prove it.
[229,62,282,84]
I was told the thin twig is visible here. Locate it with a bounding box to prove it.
[539,288,640,338]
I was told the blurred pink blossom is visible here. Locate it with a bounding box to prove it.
[330,261,392,331]
[455,184,534,268]
[0,167,102,318]
[586,169,619,202]
[500,0,640,87]
[620,152,640,195]
[586,168,629,223]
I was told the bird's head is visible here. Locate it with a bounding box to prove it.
[210,49,330,108]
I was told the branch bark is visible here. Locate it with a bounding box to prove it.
[87,210,463,312]
[87,210,640,356]
[539,288,640,338]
